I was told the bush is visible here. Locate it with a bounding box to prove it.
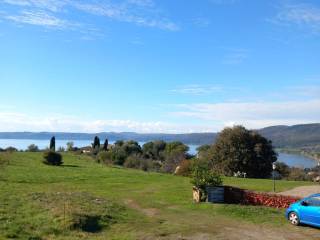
[275,161,290,179]
[124,155,142,169]
[175,159,193,176]
[97,151,113,164]
[27,144,39,152]
[191,166,223,189]
[5,147,18,152]
[43,151,63,166]
[191,164,222,202]
[124,155,150,171]
[287,167,310,181]
[110,147,127,165]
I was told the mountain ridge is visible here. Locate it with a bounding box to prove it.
[0,123,319,147]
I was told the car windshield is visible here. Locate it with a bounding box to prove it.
[305,196,320,207]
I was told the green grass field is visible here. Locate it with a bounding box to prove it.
[0,152,317,240]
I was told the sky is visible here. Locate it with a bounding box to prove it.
[0,0,319,133]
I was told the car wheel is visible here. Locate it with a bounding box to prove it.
[289,212,300,226]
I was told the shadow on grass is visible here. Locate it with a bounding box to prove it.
[72,214,103,233]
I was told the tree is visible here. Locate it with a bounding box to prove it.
[209,126,277,178]
[92,136,100,154]
[50,136,56,152]
[103,139,109,151]
[142,140,166,160]
[43,151,63,166]
[27,144,39,152]
[275,161,290,179]
[66,142,74,151]
[196,145,211,159]
[5,147,18,152]
[122,140,142,156]
[114,140,124,147]
[162,142,189,173]
[98,140,142,166]
[58,146,65,152]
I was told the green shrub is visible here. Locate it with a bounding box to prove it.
[175,159,193,176]
[43,151,63,166]
[124,155,150,171]
[97,151,113,164]
[191,164,222,201]
[27,144,39,152]
[124,155,141,168]
[5,147,18,152]
[191,166,222,189]
[287,167,310,181]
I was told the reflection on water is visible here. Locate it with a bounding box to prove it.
[277,152,317,169]
[0,139,317,168]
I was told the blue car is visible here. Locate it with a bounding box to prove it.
[286,193,320,228]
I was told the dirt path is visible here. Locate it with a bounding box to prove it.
[124,198,320,240]
[279,185,320,198]
[140,218,320,240]
[124,199,159,217]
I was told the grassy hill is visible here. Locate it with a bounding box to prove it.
[258,123,320,148]
[0,152,318,239]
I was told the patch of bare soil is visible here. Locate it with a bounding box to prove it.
[138,214,320,240]
[124,198,320,240]
[158,223,320,240]
[279,185,320,198]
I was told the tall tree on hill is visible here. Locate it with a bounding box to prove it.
[162,141,189,173]
[92,136,100,154]
[208,126,277,178]
[103,139,109,151]
[49,136,55,152]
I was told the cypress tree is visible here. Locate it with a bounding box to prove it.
[49,136,56,152]
[103,139,108,151]
[92,136,100,154]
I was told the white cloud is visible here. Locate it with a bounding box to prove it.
[127,0,154,7]
[2,0,67,12]
[5,10,71,28]
[0,112,212,133]
[288,85,320,98]
[1,98,319,133]
[271,3,320,33]
[171,99,320,130]
[73,2,179,31]
[1,0,179,31]
[170,84,222,95]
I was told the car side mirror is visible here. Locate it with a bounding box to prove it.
[301,201,309,206]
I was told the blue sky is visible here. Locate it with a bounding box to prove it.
[0,0,319,133]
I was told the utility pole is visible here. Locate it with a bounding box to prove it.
[272,163,276,192]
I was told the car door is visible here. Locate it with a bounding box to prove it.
[300,197,320,225]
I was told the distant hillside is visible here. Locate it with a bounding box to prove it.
[0,123,319,147]
[258,123,320,148]
[0,132,217,145]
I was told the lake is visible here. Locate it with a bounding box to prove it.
[0,139,317,168]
